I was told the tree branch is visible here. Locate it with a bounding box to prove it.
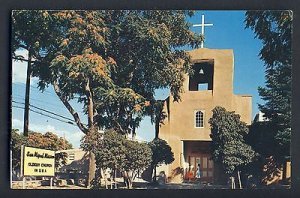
[12,56,39,63]
[132,171,137,181]
[53,80,88,134]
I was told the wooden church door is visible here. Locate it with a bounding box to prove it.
[189,154,214,183]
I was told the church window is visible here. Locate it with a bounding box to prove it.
[195,110,204,128]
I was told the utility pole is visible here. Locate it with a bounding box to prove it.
[23,50,31,136]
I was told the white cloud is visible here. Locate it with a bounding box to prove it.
[30,124,56,134]
[12,118,23,129]
[12,61,27,83]
[135,135,145,142]
[14,48,28,59]
[12,49,39,84]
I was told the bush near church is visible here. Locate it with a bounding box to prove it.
[148,138,174,182]
[81,129,152,189]
[209,106,256,186]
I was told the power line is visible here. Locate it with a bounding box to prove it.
[12,105,76,126]
[13,94,61,108]
[12,105,24,111]
[12,100,88,127]
[12,100,76,123]
[12,97,87,129]
[31,104,75,123]
[12,95,70,115]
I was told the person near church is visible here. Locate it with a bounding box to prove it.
[195,163,201,181]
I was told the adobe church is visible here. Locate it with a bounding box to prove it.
[158,48,252,183]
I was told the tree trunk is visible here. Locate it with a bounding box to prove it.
[128,170,133,189]
[155,119,159,139]
[128,178,132,189]
[85,78,94,128]
[86,152,96,188]
[229,175,235,189]
[153,165,157,182]
[123,170,133,189]
[155,100,164,139]
[232,176,236,189]
[23,50,31,136]
[282,161,287,181]
[85,78,97,188]
[132,121,136,140]
[52,81,88,133]
[114,168,118,189]
[237,170,242,189]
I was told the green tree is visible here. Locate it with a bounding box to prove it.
[148,138,174,182]
[11,130,73,175]
[123,140,152,188]
[11,129,26,171]
[209,106,256,185]
[26,131,72,150]
[245,11,292,179]
[81,130,152,189]
[92,130,126,172]
[246,121,280,184]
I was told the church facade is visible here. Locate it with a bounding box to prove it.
[158,48,252,183]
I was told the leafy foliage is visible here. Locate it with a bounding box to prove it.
[149,100,167,138]
[93,130,126,170]
[148,138,174,167]
[12,10,202,136]
[246,122,282,182]
[245,11,292,163]
[81,130,152,188]
[11,129,73,171]
[247,122,278,158]
[11,10,58,58]
[11,129,27,170]
[209,106,256,175]
[26,131,72,150]
[80,128,103,154]
[123,140,152,174]
[148,138,174,181]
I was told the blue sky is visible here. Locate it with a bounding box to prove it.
[12,10,265,148]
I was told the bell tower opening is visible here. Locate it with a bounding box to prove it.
[189,60,214,91]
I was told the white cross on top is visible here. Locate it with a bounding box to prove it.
[193,14,213,48]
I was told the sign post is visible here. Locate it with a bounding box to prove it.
[22,177,26,189]
[10,142,13,189]
[50,177,53,189]
[20,145,25,189]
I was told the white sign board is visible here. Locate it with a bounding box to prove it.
[23,146,55,176]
